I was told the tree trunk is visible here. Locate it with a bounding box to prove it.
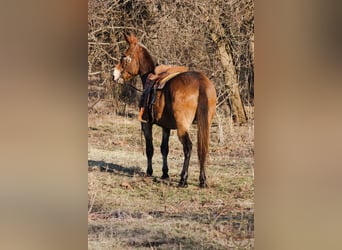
[210,16,247,125]
[249,33,254,104]
[250,33,254,65]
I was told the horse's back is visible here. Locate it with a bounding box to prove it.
[168,71,215,93]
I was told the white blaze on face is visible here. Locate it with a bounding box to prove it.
[113,66,121,81]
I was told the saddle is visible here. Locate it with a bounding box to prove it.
[148,64,189,89]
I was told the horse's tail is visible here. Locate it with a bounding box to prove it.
[197,84,210,169]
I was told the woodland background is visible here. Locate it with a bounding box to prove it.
[88,0,254,124]
[88,1,254,248]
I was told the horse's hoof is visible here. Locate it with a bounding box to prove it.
[161,174,169,179]
[178,181,188,188]
[144,172,153,177]
[199,182,209,188]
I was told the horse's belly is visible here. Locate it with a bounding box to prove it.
[153,92,177,129]
[154,109,177,129]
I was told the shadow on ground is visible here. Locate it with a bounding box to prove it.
[88,160,144,176]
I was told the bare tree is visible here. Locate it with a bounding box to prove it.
[88,0,254,123]
[209,8,247,124]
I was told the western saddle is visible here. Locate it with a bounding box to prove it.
[148,64,189,89]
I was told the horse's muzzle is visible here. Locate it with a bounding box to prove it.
[113,67,121,81]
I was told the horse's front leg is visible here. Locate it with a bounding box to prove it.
[160,127,170,179]
[142,123,154,176]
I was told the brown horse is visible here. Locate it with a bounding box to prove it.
[114,33,217,187]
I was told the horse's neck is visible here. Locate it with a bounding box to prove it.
[140,70,154,88]
[138,47,155,88]
[139,63,155,89]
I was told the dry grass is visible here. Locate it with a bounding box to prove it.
[88,105,254,249]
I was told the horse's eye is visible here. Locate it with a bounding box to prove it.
[125,56,132,64]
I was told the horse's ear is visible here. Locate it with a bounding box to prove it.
[123,32,130,43]
[123,32,137,45]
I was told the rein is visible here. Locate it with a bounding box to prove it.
[126,70,155,93]
[127,83,143,92]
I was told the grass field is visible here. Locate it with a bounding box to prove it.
[88,105,254,249]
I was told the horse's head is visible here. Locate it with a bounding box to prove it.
[113,33,141,83]
[113,33,155,83]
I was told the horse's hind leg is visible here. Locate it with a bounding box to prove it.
[160,127,170,179]
[142,123,154,176]
[199,163,208,188]
[178,130,192,187]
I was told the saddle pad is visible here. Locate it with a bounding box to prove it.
[154,65,189,75]
[156,71,186,89]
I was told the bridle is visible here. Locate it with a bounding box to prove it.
[119,55,135,78]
